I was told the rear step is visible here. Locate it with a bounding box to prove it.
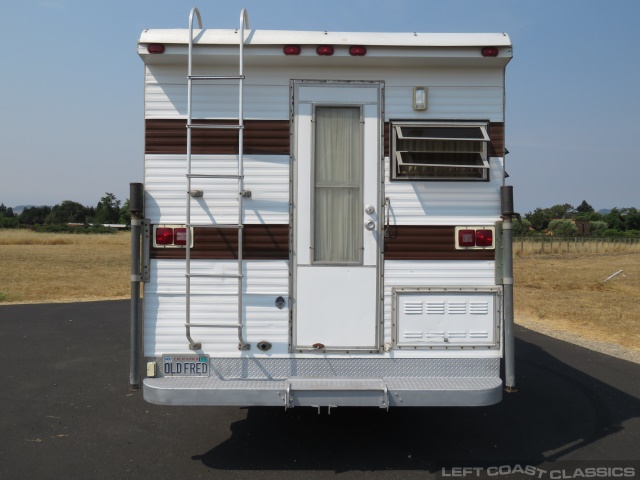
[143,376,502,408]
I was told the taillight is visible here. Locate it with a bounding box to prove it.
[481,47,499,57]
[283,45,301,55]
[475,229,493,247]
[349,46,367,56]
[147,43,166,54]
[316,45,334,56]
[455,227,495,249]
[155,228,174,245]
[153,226,192,248]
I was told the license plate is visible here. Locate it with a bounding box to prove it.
[162,355,210,377]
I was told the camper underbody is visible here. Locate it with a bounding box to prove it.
[132,7,515,408]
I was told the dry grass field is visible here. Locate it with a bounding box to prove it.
[0,230,130,304]
[1,230,639,355]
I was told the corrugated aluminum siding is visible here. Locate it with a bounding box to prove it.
[145,65,505,122]
[383,158,503,225]
[144,260,290,356]
[145,154,289,225]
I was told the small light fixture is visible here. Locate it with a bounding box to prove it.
[413,86,427,111]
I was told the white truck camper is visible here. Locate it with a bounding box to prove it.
[129,7,516,409]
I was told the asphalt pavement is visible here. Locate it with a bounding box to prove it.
[1,300,639,479]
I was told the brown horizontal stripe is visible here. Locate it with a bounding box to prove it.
[151,224,289,260]
[145,119,290,155]
[153,225,493,261]
[384,122,505,158]
[384,225,495,260]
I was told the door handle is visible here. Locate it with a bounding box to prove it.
[364,220,375,231]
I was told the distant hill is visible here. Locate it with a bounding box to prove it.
[598,209,611,215]
[11,205,36,215]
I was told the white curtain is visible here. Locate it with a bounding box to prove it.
[314,107,362,263]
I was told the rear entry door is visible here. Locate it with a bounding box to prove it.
[292,81,383,351]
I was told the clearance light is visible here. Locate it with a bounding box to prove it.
[316,45,334,56]
[481,47,499,57]
[349,46,367,56]
[455,226,496,250]
[147,43,166,54]
[283,45,301,55]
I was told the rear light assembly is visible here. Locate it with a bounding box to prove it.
[283,45,301,55]
[316,45,334,56]
[481,47,499,57]
[455,226,495,250]
[153,225,193,248]
[146,43,166,54]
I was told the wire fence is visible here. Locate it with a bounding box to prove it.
[513,236,640,255]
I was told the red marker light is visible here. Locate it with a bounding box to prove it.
[458,229,476,247]
[316,45,334,56]
[475,229,493,247]
[147,43,166,54]
[349,46,367,56]
[283,45,301,55]
[481,47,499,57]
[156,227,174,245]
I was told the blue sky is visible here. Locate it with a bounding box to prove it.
[1,0,638,214]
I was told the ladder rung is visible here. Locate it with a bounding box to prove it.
[187,223,243,229]
[185,323,242,329]
[187,124,244,130]
[186,273,243,279]
[187,174,243,179]
[188,75,245,80]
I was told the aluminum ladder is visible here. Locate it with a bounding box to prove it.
[184,7,250,351]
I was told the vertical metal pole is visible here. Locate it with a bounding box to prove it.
[129,182,144,391]
[501,186,516,392]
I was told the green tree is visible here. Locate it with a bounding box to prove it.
[95,193,121,224]
[548,219,578,236]
[603,208,624,232]
[0,212,19,228]
[547,203,575,219]
[524,208,550,231]
[589,221,607,236]
[46,201,89,224]
[512,218,533,236]
[575,200,594,214]
[19,206,52,225]
[118,198,131,225]
[622,207,640,231]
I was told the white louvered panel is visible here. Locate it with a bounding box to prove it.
[470,302,490,315]
[447,302,467,315]
[384,158,502,225]
[403,302,423,315]
[144,260,289,356]
[403,332,424,339]
[383,260,495,343]
[393,289,497,347]
[144,154,289,224]
[425,302,445,315]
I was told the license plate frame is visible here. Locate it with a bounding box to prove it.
[162,354,210,377]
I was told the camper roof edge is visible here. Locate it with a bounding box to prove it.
[139,29,512,49]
